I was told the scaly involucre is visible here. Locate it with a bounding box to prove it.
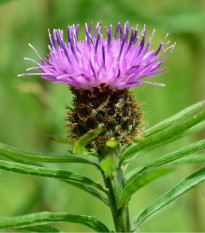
[19,22,175,90]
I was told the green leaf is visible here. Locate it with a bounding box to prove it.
[0,212,110,232]
[169,154,205,166]
[65,180,109,206]
[133,120,205,161]
[121,111,205,164]
[135,139,205,176]
[143,99,205,137]
[0,154,107,204]
[132,167,205,229]
[0,152,42,167]
[73,128,104,156]
[173,121,205,141]
[0,160,107,193]
[0,142,99,167]
[126,139,205,183]
[134,121,205,160]
[119,168,173,208]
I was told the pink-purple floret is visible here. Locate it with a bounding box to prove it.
[19,22,175,90]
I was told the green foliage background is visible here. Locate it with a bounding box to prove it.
[0,0,205,231]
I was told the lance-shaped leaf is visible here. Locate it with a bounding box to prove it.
[0,160,107,193]
[171,121,205,141]
[0,152,42,167]
[119,168,173,208]
[74,128,104,156]
[169,154,205,166]
[121,111,205,164]
[65,180,109,206]
[0,212,110,232]
[144,99,205,137]
[139,121,205,158]
[132,167,205,229]
[126,139,205,183]
[0,142,99,167]
[0,153,106,205]
[132,121,205,158]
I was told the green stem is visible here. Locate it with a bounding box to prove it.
[103,168,130,232]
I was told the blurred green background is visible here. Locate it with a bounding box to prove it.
[0,0,205,232]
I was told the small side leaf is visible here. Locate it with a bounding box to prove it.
[119,168,173,208]
[73,128,104,156]
[0,160,107,193]
[0,212,110,232]
[132,167,205,229]
[144,99,205,137]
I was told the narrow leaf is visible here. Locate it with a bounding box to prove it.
[166,121,205,143]
[119,168,173,208]
[0,160,107,193]
[168,154,205,166]
[141,139,205,175]
[133,121,205,161]
[144,99,205,137]
[126,140,205,183]
[0,212,110,232]
[0,142,99,167]
[73,128,103,155]
[132,120,205,162]
[121,111,205,163]
[0,157,107,205]
[132,167,205,229]
[65,180,109,206]
[0,152,42,167]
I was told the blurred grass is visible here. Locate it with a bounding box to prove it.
[0,0,205,232]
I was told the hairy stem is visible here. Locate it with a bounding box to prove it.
[103,168,130,232]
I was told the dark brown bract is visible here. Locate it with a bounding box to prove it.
[66,83,144,154]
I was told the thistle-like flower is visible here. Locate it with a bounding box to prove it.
[19,22,175,154]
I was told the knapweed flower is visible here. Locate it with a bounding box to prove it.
[19,22,175,154]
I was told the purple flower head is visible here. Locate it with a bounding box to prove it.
[19,22,175,90]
